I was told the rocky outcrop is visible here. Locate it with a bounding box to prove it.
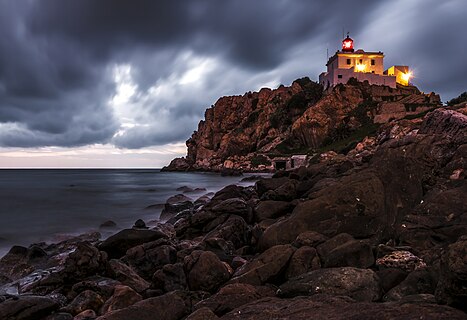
[164,79,441,172]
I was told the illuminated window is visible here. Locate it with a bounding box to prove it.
[371,59,375,65]
[347,59,351,65]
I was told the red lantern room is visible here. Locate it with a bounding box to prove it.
[342,33,354,53]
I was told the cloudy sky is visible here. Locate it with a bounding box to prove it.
[0,0,466,168]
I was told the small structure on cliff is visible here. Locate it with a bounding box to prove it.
[319,33,411,89]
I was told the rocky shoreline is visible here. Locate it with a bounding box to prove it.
[0,108,466,319]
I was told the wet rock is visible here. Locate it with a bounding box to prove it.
[186,307,219,320]
[254,201,291,222]
[323,240,374,269]
[43,312,73,320]
[70,277,121,301]
[184,250,230,293]
[160,194,194,222]
[151,263,187,292]
[195,283,275,316]
[316,233,355,258]
[63,243,107,282]
[279,267,382,302]
[260,180,298,202]
[231,256,248,270]
[100,285,142,314]
[203,215,250,249]
[230,244,295,286]
[176,186,194,193]
[212,198,249,219]
[107,260,150,293]
[99,229,168,259]
[383,269,436,301]
[285,246,320,279]
[62,290,104,316]
[95,291,194,320]
[435,237,467,311]
[0,295,58,320]
[255,177,289,197]
[132,219,147,229]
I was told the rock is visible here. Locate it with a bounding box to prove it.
[95,291,194,320]
[241,175,264,182]
[255,177,290,197]
[260,180,298,202]
[220,295,467,320]
[292,231,327,248]
[231,256,248,270]
[203,215,250,249]
[285,246,321,279]
[151,263,187,292]
[70,277,120,302]
[195,283,275,316]
[184,250,230,293]
[161,157,192,171]
[254,201,291,221]
[186,307,219,320]
[316,233,355,258]
[376,268,408,292]
[176,186,194,192]
[73,309,96,320]
[62,290,104,316]
[376,251,426,272]
[100,285,142,314]
[99,221,117,229]
[107,260,150,293]
[418,108,467,136]
[99,229,168,259]
[230,244,295,286]
[279,267,382,302]
[0,295,58,320]
[63,242,107,282]
[383,270,436,301]
[323,240,374,269]
[435,237,467,310]
[160,194,194,222]
[132,219,147,229]
[43,313,74,320]
[122,241,177,280]
[212,198,249,219]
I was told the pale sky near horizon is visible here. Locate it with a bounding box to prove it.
[0,0,466,167]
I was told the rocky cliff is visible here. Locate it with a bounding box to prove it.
[164,78,441,172]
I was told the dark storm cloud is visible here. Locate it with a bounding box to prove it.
[0,0,465,148]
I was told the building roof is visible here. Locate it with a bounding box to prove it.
[326,50,384,66]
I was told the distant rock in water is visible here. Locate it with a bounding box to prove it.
[99,220,117,229]
[163,78,441,172]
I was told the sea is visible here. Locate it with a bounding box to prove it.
[0,169,263,258]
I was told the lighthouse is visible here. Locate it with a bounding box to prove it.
[319,34,411,89]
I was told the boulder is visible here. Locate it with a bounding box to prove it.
[95,291,194,320]
[212,198,249,219]
[254,201,291,221]
[376,268,408,293]
[107,260,150,293]
[323,240,374,269]
[132,219,147,229]
[203,215,250,249]
[0,295,58,320]
[435,237,467,310]
[61,290,104,316]
[186,307,219,320]
[292,231,327,248]
[160,194,194,222]
[376,251,426,272]
[73,309,96,320]
[99,229,168,259]
[151,263,187,292]
[382,270,436,301]
[230,244,295,286]
[316,233,355,258]
[194,283,275,316]
[100,285,142,314]
[285,246,321,279]
[184,250,230,293]
[43,313,73,320]
[255,177,289,197]
[220,295,467,320]
[63,242,107,282]
[279,267,382,302]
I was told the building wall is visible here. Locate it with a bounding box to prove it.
[336,53,384,75]
[386,66,410,86]
[320,68,396,88]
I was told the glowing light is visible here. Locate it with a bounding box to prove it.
[343,40,352,48]
[401,72,412,82]
[356,64,366,72]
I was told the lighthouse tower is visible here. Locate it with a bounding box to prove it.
[319,34,411,89]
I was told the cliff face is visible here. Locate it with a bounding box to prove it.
[164,78,441,172]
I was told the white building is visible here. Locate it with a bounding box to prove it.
[319,34,411,89]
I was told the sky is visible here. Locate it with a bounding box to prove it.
[0,0,466,168]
